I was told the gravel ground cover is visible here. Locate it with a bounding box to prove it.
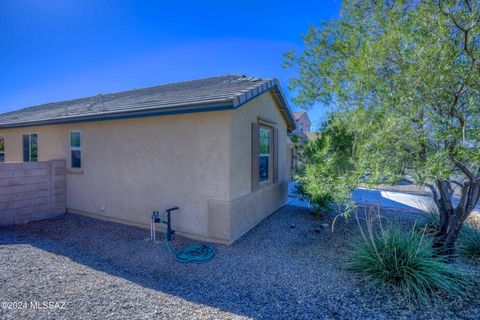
[1,206,479,320]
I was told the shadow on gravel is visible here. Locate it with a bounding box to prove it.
[0,205,356,319]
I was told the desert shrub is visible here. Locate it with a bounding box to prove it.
[295,114,358,214]
[294,182,333,215]
[458,221,480,263]
[345,210,467,302]
[417,204,439,235]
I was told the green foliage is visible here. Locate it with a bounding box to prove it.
[345,212,468,302]
[295,113,359,212]
[420,212,440,235]
[289,134,300,144]
[458,221,480,262]
[286,0,480,211]
[290,133,307,167]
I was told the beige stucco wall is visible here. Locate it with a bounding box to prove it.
[286,137,295,181]
[229,91,289,198]
[206,91,289,242]
[0,90,290,244]
[0,112,231,241]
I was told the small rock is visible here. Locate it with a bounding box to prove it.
[14,219,29,225]
[321,223,329,229]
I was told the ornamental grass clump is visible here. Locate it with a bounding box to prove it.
[458,220,480,263]
[345,208,467,302]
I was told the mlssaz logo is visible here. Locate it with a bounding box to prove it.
[29,301,66,310]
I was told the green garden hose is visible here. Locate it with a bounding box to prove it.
[163,232,215,263]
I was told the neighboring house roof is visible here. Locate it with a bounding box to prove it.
[293,111,306,120]
[0,75,296,131]
[293,111,311,127]
[305,132,320,140]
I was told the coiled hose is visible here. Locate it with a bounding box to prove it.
[163,232,215,263]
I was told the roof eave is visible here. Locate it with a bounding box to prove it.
[270,83,296,132]
[0,101,234,129]
[231,79,296,132]
[0,78,297,131]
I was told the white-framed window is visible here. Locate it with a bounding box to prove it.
[0,135,4,162]
[70,131,82,169]
[299,123,304,134]
[22,133,38,162]
[259,126,273,183]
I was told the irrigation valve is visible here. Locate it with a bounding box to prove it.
[150,207,178,241]
[149,206,215,263]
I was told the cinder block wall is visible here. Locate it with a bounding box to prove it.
[0,159,66,226]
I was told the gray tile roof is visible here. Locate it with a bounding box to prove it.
[0,74,295,130]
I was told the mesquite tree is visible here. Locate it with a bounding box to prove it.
[285,0,480,255]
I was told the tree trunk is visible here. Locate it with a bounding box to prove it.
[432,179,480,258]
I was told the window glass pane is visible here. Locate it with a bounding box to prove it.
[71,132,81,148]
[259,127,271,182]
[30,134,38,162]
[0,136,4,152]
[259,128,270,155]
[259,156,269,182]
[0,153,4,162]
[22,134,30,162]
[71,150,81,168]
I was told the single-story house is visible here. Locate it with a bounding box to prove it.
[0,75,296,244]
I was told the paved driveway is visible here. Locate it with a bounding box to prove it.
[353,187,480,214]
[288,182,480,214]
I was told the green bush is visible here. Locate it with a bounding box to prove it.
[294,182,333,215]
[345,214,467,302]
[295,114,358,213]
[458,221,480,263]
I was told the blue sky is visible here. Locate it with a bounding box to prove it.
[0,0,341,129]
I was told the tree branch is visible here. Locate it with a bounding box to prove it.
[456,184,470,215]
[465,0,472,13]
[454,160,475,182]
[428,183,441,209]
[450,180,465,188]
[438,1,467,32]
[438,180,454,207]
[466,183,480,213]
